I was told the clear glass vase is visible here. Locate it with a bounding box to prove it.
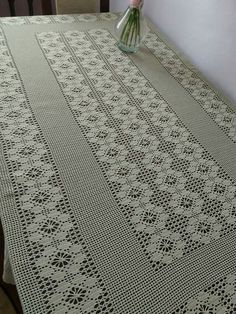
[115,2,148,53]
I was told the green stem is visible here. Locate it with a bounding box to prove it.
[127,12,136,46]
[124,12,134,45]
[119,8,131,42]
[129,18,135,46]
[119,7,141,48]
[134,9,138,46]
[137,9,140,43]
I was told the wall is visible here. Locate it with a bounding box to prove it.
[110,0,236,104]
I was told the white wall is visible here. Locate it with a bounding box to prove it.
[110,0,236,104]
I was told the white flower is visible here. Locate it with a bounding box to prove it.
[187,214,221,244]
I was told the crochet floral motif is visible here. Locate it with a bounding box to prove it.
[144,32,236,142]
[173,274,236,314]
[0,29,113,313]
[37,29,236,270]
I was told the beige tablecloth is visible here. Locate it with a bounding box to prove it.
[1,13,236,314]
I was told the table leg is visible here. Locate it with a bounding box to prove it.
[100,0,109,12]
[8,0,16,16]
[41,0,53,15]
[27,0,34,15]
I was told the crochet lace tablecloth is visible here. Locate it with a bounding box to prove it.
[1,13,236,314]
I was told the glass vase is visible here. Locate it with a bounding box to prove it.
[115,1,148,53]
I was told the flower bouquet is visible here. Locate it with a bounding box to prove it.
[115,0,147,53]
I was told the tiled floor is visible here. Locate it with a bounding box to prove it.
[0,287,16,314]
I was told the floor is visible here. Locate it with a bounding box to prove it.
[0,222,23,314]
[0,288,16,314]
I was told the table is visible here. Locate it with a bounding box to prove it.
[1,13,236,314]
[111,0,236,104]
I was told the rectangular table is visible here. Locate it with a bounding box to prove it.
[0,13,236,314]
